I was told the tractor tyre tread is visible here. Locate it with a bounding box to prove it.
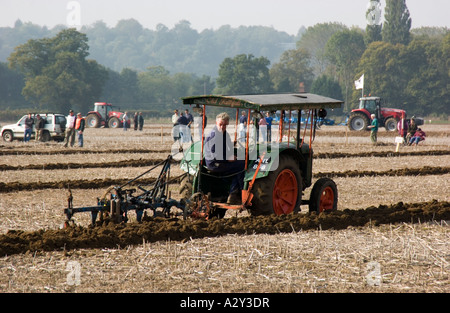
[249,154,302,216]
[309,177,338,213]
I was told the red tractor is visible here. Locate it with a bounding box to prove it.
[348,96,405,132]
[85,102,130,129]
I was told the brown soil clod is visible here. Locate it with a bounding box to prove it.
[0,200,448,257]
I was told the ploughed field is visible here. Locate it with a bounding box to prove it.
[0,123,449,293]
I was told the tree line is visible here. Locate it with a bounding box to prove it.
[0,19,298,116]
[0,19,298,77]
[0,0,448,119]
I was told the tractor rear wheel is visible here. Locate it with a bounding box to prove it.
[250,155,302,216]
[309,178,338,213]
[348,113,369,131]
[86,114,100,128]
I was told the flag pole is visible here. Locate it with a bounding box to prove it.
[362,74,364,97]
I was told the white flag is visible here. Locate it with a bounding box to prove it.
[355,74,364,90]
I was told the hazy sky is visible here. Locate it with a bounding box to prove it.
[0,0,449,35]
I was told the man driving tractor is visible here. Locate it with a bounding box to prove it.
[204,112,245,205]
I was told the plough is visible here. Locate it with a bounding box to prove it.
[63,154,245,227]
[63,154,214,227]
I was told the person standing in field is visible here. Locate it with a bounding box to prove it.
[368,113,378,145]
[75,113,85,147]
[172,110,180,142]
[185,109,194,143]
[64,110,76,147]
[264,111,273,142]
[172,109,179,124]
[138,112,144,131]
[259,114,268,143]
[24,113,34,142]
[34,114,45,142]
[122,112,129,131]
[133,112,139,131]
[177,112,190,143]
[239,111,247,142]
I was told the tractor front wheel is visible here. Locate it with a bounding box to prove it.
[384,117,397,132]
[86,114,100,128]
[250,155,302,216]
[309,178,338,213]
[108,117,120,128]
[2,130,13,142]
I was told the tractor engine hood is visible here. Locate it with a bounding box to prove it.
[381,108,405,114]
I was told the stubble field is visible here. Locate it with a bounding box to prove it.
[0,121,448,293]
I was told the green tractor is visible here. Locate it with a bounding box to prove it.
[178,93,343,218]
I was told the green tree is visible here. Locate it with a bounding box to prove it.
[8,28,107,113]
[216,54,272,94]
[354,41,406,110]
[444,33,450,78]
[190,75,216,95]
[366,24,382,45]
[2,20,295,77]
[403,37,449,115]
[296,22,347,76]
[270,48,314,92]
[0,62,28,108]
[411,26,450,39]
[101,67,139,106]
[325,29,366,111]
[138,66,174,108]
[382,0,411,45]
[310,75,343,101]
[172,72,197,101]
[310,75,344,116]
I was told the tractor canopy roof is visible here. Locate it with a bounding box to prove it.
[359,96,381,101]
[94,102,112,106]
[182,93,343,111]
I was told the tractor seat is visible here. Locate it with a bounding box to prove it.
[201,164,226,177]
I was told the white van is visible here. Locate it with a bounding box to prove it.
[1,113,66,142]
